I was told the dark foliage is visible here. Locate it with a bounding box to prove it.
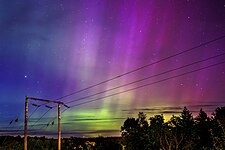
[121,106,225,150]
[0,136,122,150]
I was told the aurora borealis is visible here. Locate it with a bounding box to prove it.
[0,0,225,137]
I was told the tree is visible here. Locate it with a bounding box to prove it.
[213,106,225,128]
[211,107,225,149]
[148,114,165,149]
[121,112,149,150]
[195,108,213,148]
[167,107,196,149]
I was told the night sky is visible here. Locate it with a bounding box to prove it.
[0,0,225,137]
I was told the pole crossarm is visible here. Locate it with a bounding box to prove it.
[27,96,64,104]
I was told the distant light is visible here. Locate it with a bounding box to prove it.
[24,75,27,78]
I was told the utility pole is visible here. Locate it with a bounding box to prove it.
[24,96,69,150]
[58,103,61,150]
[24,96,28,150]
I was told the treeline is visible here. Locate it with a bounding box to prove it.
[0,136,122,150]
[121,107,225,150]
[0,136,57,150]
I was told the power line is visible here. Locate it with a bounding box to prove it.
[38,60,225,137]
[64,52,225,105]
[42,54,225,132]
[56,35,225,100]
[38,107,69,131]
[0,103,42,147]
[27,107,69,141]
[26,106,69,149]
[28,106,40,119]
[13,103,42,134]
[4,104,56,145]
[1,102,41,129]
[67,60,225,108]
[29,108,54,130]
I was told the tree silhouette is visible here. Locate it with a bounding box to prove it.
[211,107,225,149]
[195,108,213,148]
[121,112,150,150]
[214,106,225,128]
[149,114,165,149]
[167,107,196,149]
[120,107,225,149]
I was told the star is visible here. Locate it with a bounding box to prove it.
[24,75,27,78]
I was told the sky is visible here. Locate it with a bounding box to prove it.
[0,0,225,137]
